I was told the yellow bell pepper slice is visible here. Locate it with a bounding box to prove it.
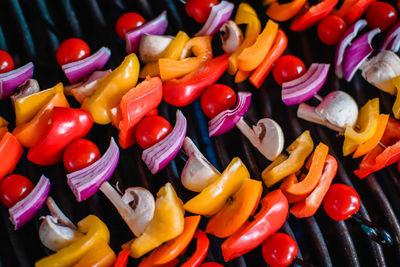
[73,240,116,267]
[81,53,140,125]
[14,83,63,126]
[237,19,279,72]
[228,3,261,75]
[35,215,110,267]
[140,31,190,78]
[0,116,8,127]
[343,98,379,156]
[184,157,249,216]
[262,130,314,187]
[392,76,400,119]
[129,183,185,258]
[159,36,213,81]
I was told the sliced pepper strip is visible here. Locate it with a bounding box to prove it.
[332,0,358,18]
[343,98,379,156]
[73,240,116,267]
[181,230,209,267]
[392,76,400,119]
[0,132,23,183]
[13,91,69,148]
[262,130,314,187]
[228,3,261,75]
[344,0,376,25]
[35,215,110,267]
[264,0,307,21]
[206,178,262,238]
[0,116,8,127]
[234,70,252,83]
[113,249,130,267]
[353,114,389,158]
[14,83,63,126]
[237,19,279,72]
[249,29,288,88]
[289,154,338,218]
[184,157,249,216]
[281,142,329,203]
[140,216,201,266]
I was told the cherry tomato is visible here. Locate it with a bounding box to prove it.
[200,84,237,119]
[0,174,34,208]
[0,50,14,74]
[366,2,397,32]
[200,263,223,267]
[317,15,347,45]
[56,38,90,66]
[135,115,172,149]
[115,12,146,40]
[63,138,100,173]
[185,0,219,23]
[323,183,361,221]
[262,233,298,267]
[272,55,306,86]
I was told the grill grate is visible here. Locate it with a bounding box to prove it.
[0,0,400,266]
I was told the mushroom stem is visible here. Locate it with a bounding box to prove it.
[46,197,76,230]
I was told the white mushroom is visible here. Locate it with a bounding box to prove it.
[11,79,40,101]
[360,50,400,95]
[236,118,284,161]
[181,137,220,192]
[39,216,82,251]
[220,20,243,54]
[64,69,111,97]
[139,34,174,63]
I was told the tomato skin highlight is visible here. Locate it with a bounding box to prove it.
[185,0,219,23]
[262,233,298,267]
[63,138,100,173]
[272,55,306,85]
[200,84,237,119]
[323,183,361,221]
[56,38,90,66]
[366,2,397,32]
[317,15,347,45]
[135,115,172,149]
[0,50,14,73]
[115,12,146,40]
[0,174,34,208]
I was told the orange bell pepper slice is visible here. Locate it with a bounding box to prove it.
[159,36,212,81]
[234,70,252,83]
[353,114,389,158]
[206,179,262,238]
[140,216,201,266]
[237,19,279,72]
[281,142,329,203]
[250,30,288,88]
[0,116,8,127]
[0,127,7,139]
[0,132,23,182]
[264,0,307,21]
[290,154,338,218]
[74,240,116,267]
[332,0,358,18]
[12,92,70,148]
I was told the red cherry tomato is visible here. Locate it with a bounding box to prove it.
[115,12,146,40]
[56,38,90,66]
[200,84,237,119]
[63,138,100,173]
[323,183,361,221]
[317,15,347,45]
[0,174,34,208]
[185,0,219,23]
[366,2,397,32]
[135,115,172,149]
[262,233,299,267]
[0,50,14,74]
[200,263,223,267]
[272,55,306,86]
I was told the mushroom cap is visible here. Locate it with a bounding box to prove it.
[252,118,284,161]
[139,34,174,63]
[220,20,243,54]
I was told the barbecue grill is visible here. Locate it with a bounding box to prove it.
[1,0,400,266]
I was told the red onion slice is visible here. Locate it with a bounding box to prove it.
[0,62,34,100]
[9,175,50,230]
[142,110,187,174]
[343,28,380,82]
[195,1,234,37]
[209,92,252,137]
[126,11,168,53]
[335,19,367,79]
[380,20,400,52]
[282,64,329,106]
[62,47,111,84]
[67,138,119,202]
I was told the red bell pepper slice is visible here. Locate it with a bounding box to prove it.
[290,154,338,218]
[290,0,339,31]
[344,0,376,26]
[163,54,229,107]
[117,76,163,149]
[113,249,130,267]
[181,230,210,267]
[27,107,93,166]
[221,189,289,262]
[0,131,23,182]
